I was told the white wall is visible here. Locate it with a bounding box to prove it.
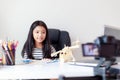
[0,0,120,60]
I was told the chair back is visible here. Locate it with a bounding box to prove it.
[48,29,71,51]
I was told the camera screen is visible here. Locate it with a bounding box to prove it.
[82,43,98,57]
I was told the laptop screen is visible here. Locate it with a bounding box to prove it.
[104,25,120,40]
[82,43,98,57]
[104,25,120,57]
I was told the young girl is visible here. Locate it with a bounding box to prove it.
[21,20,56,60]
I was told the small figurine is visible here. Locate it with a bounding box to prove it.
[51,40,80,63]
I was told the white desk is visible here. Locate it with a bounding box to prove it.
[112,63,120,69]
[111,62,120,74]
[0,60,95,79]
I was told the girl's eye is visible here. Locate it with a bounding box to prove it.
[36,31,39,33]
[42,32,45,34]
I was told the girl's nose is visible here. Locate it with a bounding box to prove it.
[38,32,43,37]
[38,33,42,36]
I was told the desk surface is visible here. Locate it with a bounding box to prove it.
[0,60,95,79]
[111,62,120,69]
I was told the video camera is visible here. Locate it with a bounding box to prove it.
[94,35,119,70]
[94,35,120,59]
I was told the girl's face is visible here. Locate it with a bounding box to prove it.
[33,26,46,44]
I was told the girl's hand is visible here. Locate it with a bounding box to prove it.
[41,58,52,62]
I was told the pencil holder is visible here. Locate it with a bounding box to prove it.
[2,49,16,65]
[0,40,18,65]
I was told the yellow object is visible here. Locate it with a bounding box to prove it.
[59,47,73,62]
[2,53,6,65]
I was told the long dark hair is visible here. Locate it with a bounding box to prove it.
[21,20,52,59]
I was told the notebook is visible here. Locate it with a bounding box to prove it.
[67,58,99,67]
